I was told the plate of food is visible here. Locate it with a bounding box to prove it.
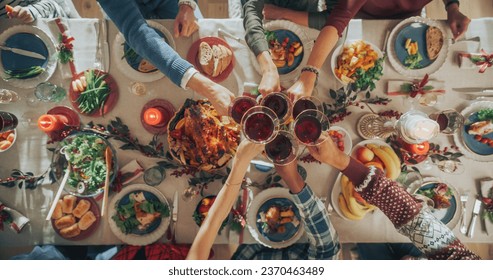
[187,36,234,83]
[109,184,170,246]
[331,39,384,90]
[328,126,352,155]
[193,195,228,232]
[69,69,119,117]
[112,20,174,82]
[51,132,118,197]
[167,99,240,171]
[247,187,304,249]
[251,20,310,85]
[51,195,100,240]
[387,17,449,77]
[410,178,461,229]
[0,129,16,153]
[0,25,57,88]
[453,101,493,162]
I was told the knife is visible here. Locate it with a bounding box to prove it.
[0,45,46,60]
[218,28,245,44]
[169,190,179,243]
[453,88,493,94]
[466,198,482,238]
[100,19,110,72]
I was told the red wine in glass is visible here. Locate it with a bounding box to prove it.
[265,133,292,162]
[436,113,448,131]
[0,111,19,133]
[244,112,275,142]
[293,99,317,119]
[294,115,322,144]
[262,94,289,120]
[230,97,256,124]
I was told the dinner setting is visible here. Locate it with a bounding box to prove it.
[0,0,493,262]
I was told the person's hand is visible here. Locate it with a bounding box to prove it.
[207,83,235,116]
[8,6,34,23]
[307,134,350,170]
[228,140,265,184]
[258,69,280,96]
[446,5,470,40]
[174,4,198,38]
[263,4,286,20]
[275,161,304,194]
[286,72,316,102]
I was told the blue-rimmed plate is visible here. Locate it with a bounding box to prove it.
[247,187,304,248]
[108,184,170,245]
[387,17,449,78]
[454,101,493,162]
[0,25,57,88]
[268,29,303,75]
[112,20,175,82]
[411,178,461,229]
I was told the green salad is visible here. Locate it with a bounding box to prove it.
[112,191,169,234]
[62,134,108,194]
[478,109,493,122]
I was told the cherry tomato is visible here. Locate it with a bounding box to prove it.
[480,138,489,144]
[283,37,289,43]
[474,135,482,141]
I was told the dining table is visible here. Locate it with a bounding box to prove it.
[0,16,492,251]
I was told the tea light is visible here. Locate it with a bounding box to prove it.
[37,114,69,132]
[143,107,165,126]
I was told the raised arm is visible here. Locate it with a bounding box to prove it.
[186,141,264,260]
[7,0,67,23]
[275,161,339,259]
[442,0,470,40]
[308,137,480,260]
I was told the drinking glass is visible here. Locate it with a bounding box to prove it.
[396,170,423,192]
[292,96,324,119]
[143,166,165,186]
[34,82,66,103]
[428,109,465,135]
[436,159,465,174]
[228,96,257,124]
[292,109,330,146]
[260,92,292,124]
[264,131,298,165]
[241,106,280,144]
[182,184,202,202]
[0,89,19,104]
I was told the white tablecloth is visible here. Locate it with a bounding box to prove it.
[0,17,492,248]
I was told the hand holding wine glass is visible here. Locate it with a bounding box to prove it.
[306,133,350,171]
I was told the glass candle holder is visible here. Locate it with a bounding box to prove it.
[34,82,66,103]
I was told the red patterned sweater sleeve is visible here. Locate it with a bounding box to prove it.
[323,0,367,36]
[341,157,480,260]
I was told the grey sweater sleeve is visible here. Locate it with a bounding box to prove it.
[242,0,269,57]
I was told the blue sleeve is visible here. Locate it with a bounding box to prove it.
[291,184,340,260]
[97,0,194,87]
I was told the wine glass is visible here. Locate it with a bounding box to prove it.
[228,96,257,124]
[0,89,19,104]
[182,184,202,202]
[436,159,465,174]
[264,131,299,165]
[292,96,324,119]
[260,92,292,124]
[397,170,423,192]
[428,109,465,135]
[241,106,280,144]
[292,109,330,146]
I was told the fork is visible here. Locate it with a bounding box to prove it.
[459,192,469,234]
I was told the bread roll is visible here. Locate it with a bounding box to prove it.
[52,200,64,220]
[60,223,81,238]
[73,199,91,218]
[426,26,443,60]
[62,195,77,214]
[54,214,76,229]
[199,42,214,76]
[78,211,96,231]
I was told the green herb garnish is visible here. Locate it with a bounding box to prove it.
[264,30,277,43]
[4,66,45,80]
[352,57,384,91]
[478,108,493,122]
[404,53,423,69]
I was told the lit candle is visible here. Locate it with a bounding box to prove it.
[37,114,69,132]
[143,107,164,126]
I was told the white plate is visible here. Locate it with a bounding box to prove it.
[330,39,384,86]
[112,20,175,83]
[0,25,57,88]
[108,184,170,246]
[387,17,449,78]
[329,126,352,155]
[250,20,312,87]
[410,177,461,230]
[453,101,493,162]
[247,187,304,249]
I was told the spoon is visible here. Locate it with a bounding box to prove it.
[46,148,72,220]
[101,146,112,217]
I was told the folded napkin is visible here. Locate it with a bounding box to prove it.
[387,79,445,97]
[480,178,493,198]
[229,186,252,244]
[458,49,493,73]
[0,201,29,233]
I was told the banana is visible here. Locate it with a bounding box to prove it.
[338,194,363,220]
[380,145,401,179]
[366,144,400,180]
